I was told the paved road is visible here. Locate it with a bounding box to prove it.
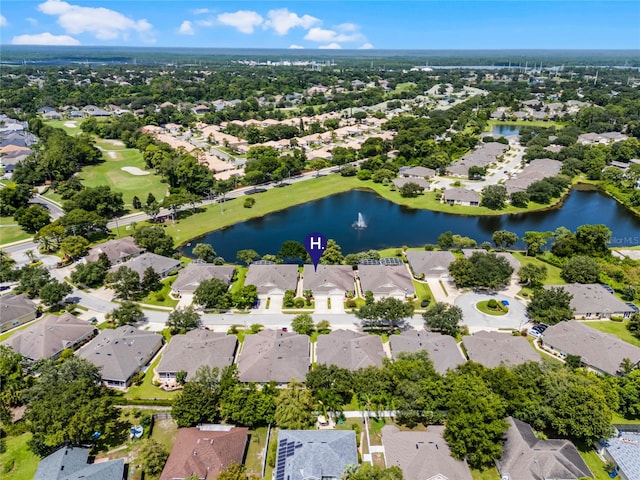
[454,292,529,330]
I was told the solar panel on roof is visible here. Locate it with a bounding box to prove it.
[254,260,276,265]
[358,258,381,265]
[380,257,404,266]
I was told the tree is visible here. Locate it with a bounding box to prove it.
[510,191,529,208]
[399,182,424,198]
[626,312,640,339]
[0,183,33,216]
[278,240,308,263]
[344,464,404,480]
[132,195,142,210]
[522,231,553,256]
[137,439,169,476]
[575,224,611,257]
[618,370,640,416]
[107,300,144,326]
[437,231,454,250]
[166,306,201,334]
[71,261,108,288]
[518,263,547,287]
[39,280,72,306]
[274,382,315,429]
[133,226,174,256]
[356,297,414,333]
[172,381,220,427]
[237,249,260,265]
[492,230,518,250]
[468,165,486,180]
[217,462,261,480]
[561,256,600,284]
[292,314,314,335]
[16,264,51,298]
[527,287,573,324]
[193,243,216,262]
[14,205,50,233]
[60,235,89,260]
[141,267,162,293]
[480,185,507,210]
[106,266,140,300]
[448,253,513,289]
[194,278,232,310]
[423,302,463,336]
[320,239,344,265]
[221,382,277,428]
[232,284,258,310]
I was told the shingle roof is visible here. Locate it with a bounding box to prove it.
[156,330,237,380]
[497,417,592,480]
[542,320,640,375]
[405,251,456,277]
[86,237,144,264]
[160,426,249,480]
[302,265,354,295]
[275,430,358,480]
[463,331,540,368]
[505,158,563,195]
[391,177,430,190]
[245,264,299,295]
[442,187,481,204]
[316,330,386,370]
[545,283,635,316]
[34,446,124,480]
[401,166,436,178]
[0,293,37,323]
[110,252,180,277]
[171,264,235,294]
[237,329,310,383]
[357,265,414,296]
[447,142,509,176]
[382,425,473,480]
[3,313,96,361]
[389,330,465,374]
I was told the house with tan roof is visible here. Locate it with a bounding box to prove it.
[316,330,386,370]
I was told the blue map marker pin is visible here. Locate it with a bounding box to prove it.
[305,232,327,272]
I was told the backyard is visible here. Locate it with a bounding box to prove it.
[584,320,640,348]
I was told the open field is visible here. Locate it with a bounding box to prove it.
[44,119,82,135]
[584,320,640,348]
[486,119,568,130]
[511,252,565,285]
[0,433,40,480]
[0,218,30,245]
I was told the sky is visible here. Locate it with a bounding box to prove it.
[0,1,638,50]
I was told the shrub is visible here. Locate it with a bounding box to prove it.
[345,299,357,308]
[487,299,498,309]
[293,298,305,308]
[420,298,430,308]
[243,197,256,208]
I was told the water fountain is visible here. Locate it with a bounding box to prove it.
[352,212,367,229]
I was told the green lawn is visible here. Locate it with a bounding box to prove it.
[476,300,508,316]
[44,119,83,135]
[575,440,610,480]
[0,219,30,245]
[139,277,179,308]
[230,266,248,294]
[0,318,42,342]
[412,280,434,307]
[511,252,565,285]
[584,320,640,348]
[245,427,268,477]
[486,119,567,130]
[0,433,40,480]
[124,353,178,400]
[470,467,500,480]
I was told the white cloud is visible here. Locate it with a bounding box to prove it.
[217,10,263,34]
[37,0,152,40]
[304,27,363,43]
[26,17,39,25]
[196,19,214,27]
[178,20,194,35]
[336,23,358,32]
[359,42,374,49]
[12,32,80,45]
[289,44,305,49]
[0,15,7,26]
[265,8,319,35]
[193,8,210,15]
[319,42,342,49]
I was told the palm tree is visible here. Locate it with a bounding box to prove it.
[25,249,36,263]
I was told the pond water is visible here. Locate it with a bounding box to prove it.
[491,124,520,136]
[185,188,640,260]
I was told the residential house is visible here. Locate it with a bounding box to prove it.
[275,430,358,480]
[544,283,635,319]
[542,320,640,375]
[391,177,430,191]
[192,104,210,115]
[160,425,249,480]
[405,251,456,278]
[77,326,164,388]
[41,110,62,120]
[578,131,628,145]
[83,105,111,117]
[389,330,466,375]
[110,252,181,279]
[316,329,386,370]
[171,264,235,296]
[496,417,592,480]
[245,264,299,296]
[447,142,509,177]
[357,264,415,301]
[237,329,310,384]
[156,330,237,384]
[85,237,145,265]
[382,425,473,480]
[3,313,97,361]
[461,249,521,271]
[0,293,37,333]
[302,265,355,306]
[598,429,640,480]
[504,158,563,196]
[442,187,481,207]
[399,166,436,178]
[462,331,540,368]
[34,446,124,480]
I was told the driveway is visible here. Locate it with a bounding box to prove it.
[266,294,283,314]
[426,277,460,304]
[329,294,345,314]
[455,292,528,331]
[314,295,330,314]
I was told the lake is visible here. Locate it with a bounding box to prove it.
[491,124,520,136]
[184,188,640,260]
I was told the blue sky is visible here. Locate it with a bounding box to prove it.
[1,1,638,49]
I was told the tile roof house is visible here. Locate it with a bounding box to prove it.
[405,250,456,278]
[237,329,310,384]
[245,264,299,295]
[463,331,540,368]
[496,417,592,480]
[316,329,386,370]
[442,187,481,207]
[110,252,181,279]
[156,330,238,383]
[357,264,415,301]
[160,425,249,480]
[34,446,124,480]
[0,293,37,333]
[389,330,466,374]
[77,326,164,388]
[171,264,236,295]
[382,425,473,480]
[85,237,145,265]
[275,430,358,480]
[544,283,635,319]
[3,313,97,361]
[542,320,640,376]
[302,265,355,296]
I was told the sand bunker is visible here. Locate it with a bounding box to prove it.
[121,166,150,176]
[107,151,117,159]
[64,122,77,128]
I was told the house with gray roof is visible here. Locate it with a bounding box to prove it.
[275,430,357,480]
[505,158,563,196]
[544,283,635,319]
[3,313,96,361]
[110,252,180,279]
[391,177,430,191]
[85,236,144,265]
[462,331,540,368]
[541,320,640,376]
[34,446,124,480]
[461,249,521,271]
[237,329,310,384]
[382,425,472,480]
[357,264,415,301]
[0,293,37,333]
[497,417,592,480]
[390,330,465,374]
[302,265,355,296]
[156,330,237,384]
[447,142,509,177]
[442,187,480,207]
[78,326,163,388]
[599,429,640,480]
[316,329,386,370]
[171,264,235,295]
[400,165,436,178]
[405,250,456,278]
[245,264,299,295]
